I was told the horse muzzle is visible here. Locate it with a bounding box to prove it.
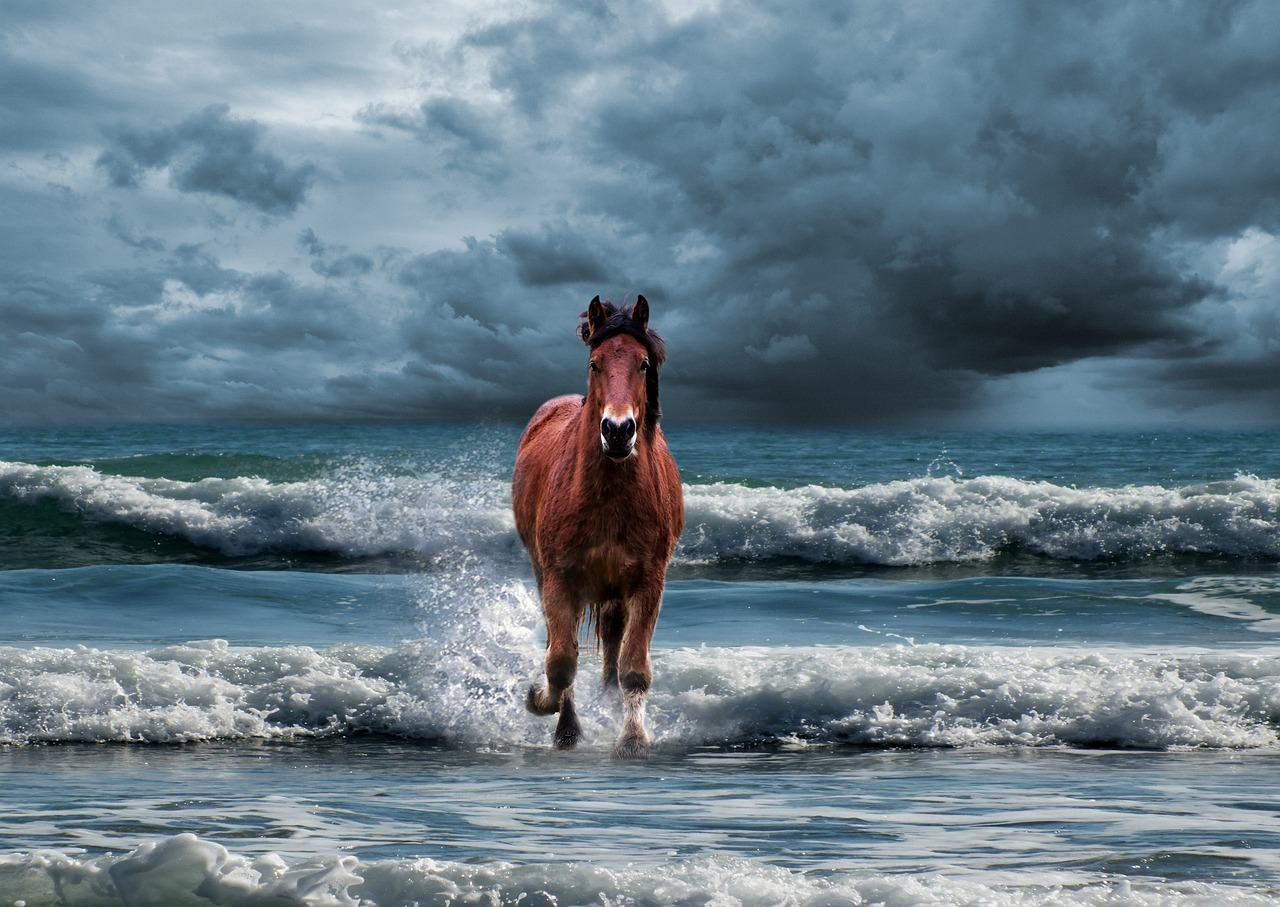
[600,414,637,461]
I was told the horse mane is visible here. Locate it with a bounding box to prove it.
[577,298,666,431]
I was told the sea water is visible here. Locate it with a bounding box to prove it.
[2,423,1280,905]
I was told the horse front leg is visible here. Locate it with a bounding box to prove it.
[526,576,583,750]
[614,582,663,759]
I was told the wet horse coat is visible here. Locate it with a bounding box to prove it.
[512,296,683,758]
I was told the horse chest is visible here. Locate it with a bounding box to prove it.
[537,508,644,594]
[578,537,637,585]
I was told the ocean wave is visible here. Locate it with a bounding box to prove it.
[2,835,1276,907]
[4,460,1280,567]
[4,622,1278,750]
[680,474,1280,565]
[0,459,518,562]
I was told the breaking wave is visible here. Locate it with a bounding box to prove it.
[0,459,519,565]
[3,460,1280,568]
[3,837,1276,907]
[680,474,1280,565]
[4,597,1279,751]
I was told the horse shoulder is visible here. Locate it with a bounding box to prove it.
[518,395,583,450]
[513,395,585,550]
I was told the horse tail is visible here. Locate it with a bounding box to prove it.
[576,602,601,654]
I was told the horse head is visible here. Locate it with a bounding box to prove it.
[579,295,666,462]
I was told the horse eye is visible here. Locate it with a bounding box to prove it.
[589,360,600,373]
[640,360,650,372]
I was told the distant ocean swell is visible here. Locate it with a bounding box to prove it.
[4,838,1277,907]
[3,460,1280,566]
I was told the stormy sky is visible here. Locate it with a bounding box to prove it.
[3,0,1279,428]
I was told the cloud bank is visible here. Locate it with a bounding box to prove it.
[2,0,1278,427]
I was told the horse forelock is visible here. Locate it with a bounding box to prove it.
[578,300,667,365]
[578,299,666,429]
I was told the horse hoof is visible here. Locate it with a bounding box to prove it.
[613,734,650,760]
[525,683,559,716]
[553,697,581,749]
[554,726,581,750]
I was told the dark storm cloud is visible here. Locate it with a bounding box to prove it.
[423,0,1280,423]
[97,104,316,214]
[0,273,159,423]
[4,0,1280,427]
[495,225,617,287]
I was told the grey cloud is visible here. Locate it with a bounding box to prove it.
[396,230,619,333]
[0,274,158,423]
[1128,353,1280,426]
[358,98,501,152]
[464,9,604,118]
[452,0,1277,421]
[97,104,316,214]
[298,229,374,279]
[357,98,508,179]
[0,54,111,150]
[495,225,617,287]
[422,98,503,154]
[12,237,570,423]
[5,0,1280,428]
[0,264,400,425]
[878,229,1218,375]
[105,215,166,253]
[397,239,517,324]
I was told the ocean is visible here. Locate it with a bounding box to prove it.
[2,422,1280,906]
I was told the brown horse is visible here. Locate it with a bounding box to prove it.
[512,295,684,758]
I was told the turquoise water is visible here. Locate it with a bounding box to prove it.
[2,424,1280,905]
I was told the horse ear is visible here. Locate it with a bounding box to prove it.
[633,295,649,331]
[581,296,604,344]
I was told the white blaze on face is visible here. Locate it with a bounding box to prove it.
[603,404,635,424]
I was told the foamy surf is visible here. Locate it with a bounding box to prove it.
[0,459,518,561]
[4,635,1278,750]
[4,459,1280,568]
[680,474,1280,565]
[2,835,1277,907]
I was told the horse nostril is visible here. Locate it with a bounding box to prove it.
[601,416,637,447]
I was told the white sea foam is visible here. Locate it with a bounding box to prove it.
[680,474,1280,564]
[4,461,1280,566]
[2,836,1277,907]
[4,628,1278,750]
[0,460,518,560]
